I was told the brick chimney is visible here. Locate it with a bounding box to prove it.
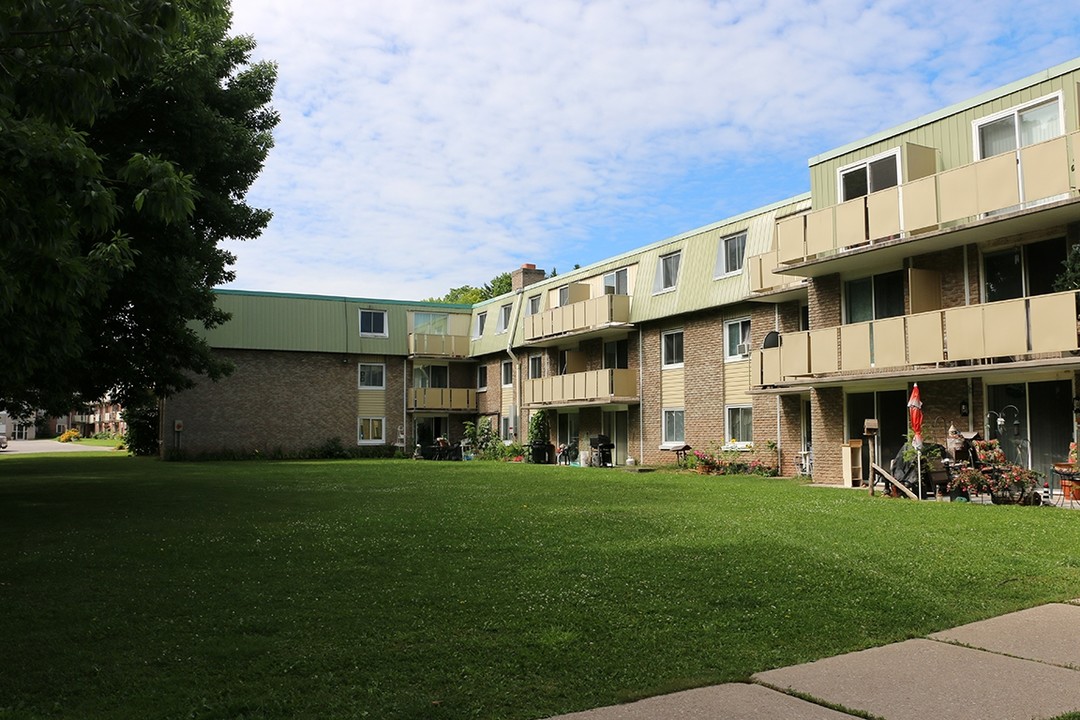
[511,263,546,292]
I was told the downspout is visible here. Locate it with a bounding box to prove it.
[963,245,972,433]
[774,304,782,473]
[638,328,645,464]
[505,291,524,441]
[403,362,408,450]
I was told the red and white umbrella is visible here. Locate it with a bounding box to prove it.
[908,383,924,450]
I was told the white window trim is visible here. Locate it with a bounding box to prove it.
[660,408,685,448]
[557,285,570,307]
[526,295,542,315]
[724,404,753,449]
[713,232,747,279]
[661,328,684,369]
[359,309,388,338]
[528,353,543,379]
[835,147,901,203]
[496,304,512,334]
[477,366,488,392]
[501,360,513,387]
[971,90,1064,159]
[724,318,751,361]
[358,416,386,445]
[358,362,386,390]
[473,312,487,339]
[653,251,681,295]
[603,267,629,295]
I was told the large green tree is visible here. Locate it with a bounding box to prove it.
[0,0,277,414]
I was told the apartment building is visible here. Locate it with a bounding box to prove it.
[165,58,1080,481]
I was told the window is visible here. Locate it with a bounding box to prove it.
[603,267,629,295]
[714,232,747,276]
[725,318,751,360]
[501,360,513,386]
[727,406,752,445]
[844,270,904,323]
[838,150,899,202]
[477,365,488,391]
[359,309,387,337]
[526,295,541,315]
[528,354,543,379]
[662,329,684,367]
[654,251,681,292]
[413,364,448,388]
[500,416,512,440]
[358,363,385,389]
[975,94,1062,160]
[557,285,570,306]
[604,339,628,369]
[413,312,448,335]
[358,417,385,444]
[663,409,685,445]
[496,303,512,333]
[984,236,1067,302]
[474,312,487,338]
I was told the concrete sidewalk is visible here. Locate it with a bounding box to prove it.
[548,601,1080,720]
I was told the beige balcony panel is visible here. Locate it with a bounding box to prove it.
[750,350,762,387]
[780,331,810,377]
[872,316,906,368]
[1020,136,1070,203]
[748,255,764,292]
[611,369,637,397]
[776,215,805,263]
[944,305,984,360]
[907,311,944,364]
[840,323,871,371]
[809,328,839,373]
[976,152,1020,214]
[1029,292,1078,353]
[761,347,781,384]
[584,371,599,399]
[805,207,835,257]
[573,301,588,330]
[983,298,1027,356]
[938,164,978,223]
[867,187,901,241]
[524,315,539,341]
[902,176,939,233]
[523,381,535,405]
[1072,132,1080,191]
[760,250,785,291]
[835,197,867,249]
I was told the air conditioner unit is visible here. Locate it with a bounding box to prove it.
[735,343,749,356]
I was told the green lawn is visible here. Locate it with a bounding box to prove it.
[2,456,1079,720]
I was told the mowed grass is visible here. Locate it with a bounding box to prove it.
[2,457,1079,720]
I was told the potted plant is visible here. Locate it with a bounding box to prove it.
[526,410,553,464]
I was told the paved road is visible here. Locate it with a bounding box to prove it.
[1,439,116,454]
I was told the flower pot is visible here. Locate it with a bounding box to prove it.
[1062,479,1075,500]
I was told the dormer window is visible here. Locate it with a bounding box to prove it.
[838,150,899,202]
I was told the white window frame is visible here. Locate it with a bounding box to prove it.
[557,285,570,307]
[836,148,900,203]
[725,405,753,448]
[528,354,543,379]
[501,360,513,387]
[661,329,684,368]
[526,294,541,315]
[477,365,488,391]
[972,91,1064,160]
[496,303,513,333]
[359,309,388,337]
[714,232,747,278]
[603,267,629,295]
[413,311,448,336]
[661,408,685,447]
[724,318,751,361]
[654,251,681,294]
[358,363,386,389]
[358,416,386,444]
[473,312,487,338]
[500,416,513,441]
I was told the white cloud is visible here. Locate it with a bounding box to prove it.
[222,0,1080,299]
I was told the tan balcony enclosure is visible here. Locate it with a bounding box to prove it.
[522,368,639,406]
[769,132,1078,267]
[407,388,478,411]
[408,333,471,357]
[752,290,1080,387]
[523,293,631,343]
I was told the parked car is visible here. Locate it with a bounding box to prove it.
[0,434,7,450]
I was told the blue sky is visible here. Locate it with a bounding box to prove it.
[222,0,1080,301]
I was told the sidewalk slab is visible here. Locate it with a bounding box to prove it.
[753,638,1080,720]
[930,603,1080,668]
[545,683,859,719]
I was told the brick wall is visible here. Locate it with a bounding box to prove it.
[684,312,725,451]
[808,273,842,330]
[638,325,662,464]
[910,245,974,309]
[811,386,845,483]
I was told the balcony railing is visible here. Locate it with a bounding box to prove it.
[753,132,1079,278]
[523,294,631,342]
[408,333,471,358]
[407,388,478,411]
[751,290,1080,387]
[522,368,638,406]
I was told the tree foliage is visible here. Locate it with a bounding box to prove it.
[0,0,277,415]
[428,271,513,304]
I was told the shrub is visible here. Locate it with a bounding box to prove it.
[58,429,81,443]
[692,444,777,477]
[124,401,160,457]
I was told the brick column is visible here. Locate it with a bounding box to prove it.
[811,386,845,484]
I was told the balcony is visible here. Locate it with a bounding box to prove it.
[756,131,1080,278]
[407,388,478,412]
[522,368,639,407]
[751,290,1080,388]
[523,294,632,345]
[408,333,471,358]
